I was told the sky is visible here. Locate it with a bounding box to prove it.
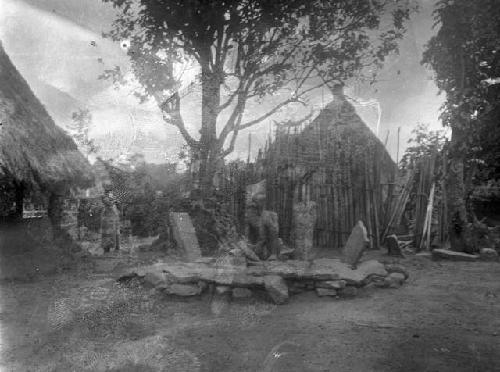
[0,0,445,162]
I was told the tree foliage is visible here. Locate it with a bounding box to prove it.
[422,0,500,172]
[400,123,447,170]
[68,108,99,156]
[101,0,411,192]
[422,0,500,251]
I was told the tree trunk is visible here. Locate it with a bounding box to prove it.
[446,129,473,253]
[195,59,221,198]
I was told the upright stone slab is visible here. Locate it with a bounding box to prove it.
[386,234,404,257]
[264,275,289,304]
[293,201,317,261]
[341,221,370,268]
[169,212,201,261]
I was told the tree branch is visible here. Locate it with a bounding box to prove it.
[221,110,244,157]
[158,92,200,148]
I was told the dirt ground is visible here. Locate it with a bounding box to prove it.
[1,250,499,372]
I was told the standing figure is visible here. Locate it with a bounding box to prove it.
[101,193,120,252]
[245,193,282,260]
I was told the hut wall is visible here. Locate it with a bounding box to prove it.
[221,97,396,250]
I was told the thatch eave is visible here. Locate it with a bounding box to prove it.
[0,41,94,193]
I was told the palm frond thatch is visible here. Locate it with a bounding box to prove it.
[0,41,94,191]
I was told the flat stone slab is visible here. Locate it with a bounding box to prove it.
[122,258,388,288]
[432,249,479,262]
[119,258,408,304]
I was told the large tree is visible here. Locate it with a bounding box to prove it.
[102,0,410,196]
[423,0,500,252]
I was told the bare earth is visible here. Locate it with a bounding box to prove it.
[1,252,499,372]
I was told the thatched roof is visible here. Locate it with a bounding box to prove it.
[265,92,395,177]
[0,41,93,192]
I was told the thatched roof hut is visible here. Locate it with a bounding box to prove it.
[0,41,93,225]
[0,41,93,194]
[253,88,396,250]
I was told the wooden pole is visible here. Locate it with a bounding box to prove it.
[420,182,436,251]
[247,132,252,164]
[396,126,401,167]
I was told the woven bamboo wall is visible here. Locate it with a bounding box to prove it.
[220,97,396,249]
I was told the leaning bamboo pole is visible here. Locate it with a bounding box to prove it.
[420,182,436,251]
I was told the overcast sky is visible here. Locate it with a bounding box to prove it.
[0,0,444,162]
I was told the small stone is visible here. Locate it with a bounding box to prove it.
[305,281,316,290]
[339,286,358,297]
[479,248,499,262]
[388,272,406,285]
[198,281,208,293]
[232,288,253,299]
[432,249,479,262]
[216,255,247,268]
[384,264,409,280]
[372,278,390,288]
[144,271,166,287]
[382,273,406,288]
[289,285,305,294]
[316,280,346,290]
[264,275,289,304]
[385,234,404,257]
[215,285,232,295]
[195,257,216,265]
[167,283,201,296]
[236,240,261,262]
[315,288,337,297]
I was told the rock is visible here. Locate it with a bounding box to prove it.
[315,288,337,297]
[232,288,253,299]
[339,286,358,297]
[195,257,217,265]
[385,234,404,257]
[370,277,390,288]
[432,249,479,262]
[166,283,201,296]
[279,244,295,259]
[316,280,346,290]
[169,212,202,260]
[341,221,370,268]
[388,272,406,285]
[236,240,261,262]
[293,201,317,261]
[220,255,248,267]
[215,285,231,295]
[126,258,388,297]
[198,281,208,293]
[479,248,499,262]
[382,273,405,288]
[264,276,289,304]
[229,248,245,257]
[144,271,166,287]
[288,282,306,294]
[384,264,409,280]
